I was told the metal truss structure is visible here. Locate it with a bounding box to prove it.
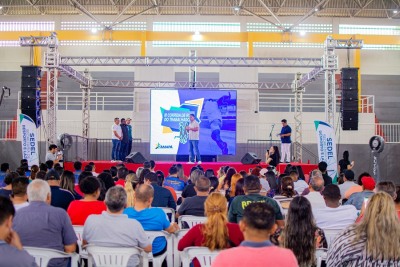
[60,56,323,68]
[20,34,363,161]
[91,80,293,90]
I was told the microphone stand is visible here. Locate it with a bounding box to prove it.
[269,124,275,146]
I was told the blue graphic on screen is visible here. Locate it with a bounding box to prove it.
[151,90,237,155]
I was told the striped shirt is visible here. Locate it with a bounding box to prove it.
[327,225,400,266]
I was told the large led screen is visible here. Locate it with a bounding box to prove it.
[150,90,237,155]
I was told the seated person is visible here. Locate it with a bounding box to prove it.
[212,202,298,267]
[124,184,179,257]
[182,169,204,200]
[313,184,358,229]
[10,177,30,211]
[67,176,106,225]
[83,186,151,267]
[178,193,244,267]
[0,196,36,267]
[13,180,77,267]
[177,176,210,218]
[344,176,375,210]
[0,172,18,198]
[163,166,185,192]
[289,169,308,195]
[144,172,176,210]
[45,170,74,211]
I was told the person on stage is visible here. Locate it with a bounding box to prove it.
[185,114,201,164]
[111,117,122,162]
[126,118,133,155]
[265,145,280,167]
[277,119,292,163]
[119,118,129,161]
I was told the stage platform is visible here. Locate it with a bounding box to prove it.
[64,161,317,177]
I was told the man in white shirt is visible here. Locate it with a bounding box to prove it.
[290,169,308,195]
[304,174,326,210]
[111,117,123,162]
[185,114,201,164]
[314,184,358,229]
[338,170,357,199]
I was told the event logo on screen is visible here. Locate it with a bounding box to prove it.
[151,90,237,155]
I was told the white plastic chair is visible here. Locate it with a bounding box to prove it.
[178,215,207,229]
[316,248,328,267]
[173,229,189,267]
[323,228,342,247]
[146,230,173,267]
[180,247,220,267]
[24,246,79,267]
[73,225,88,265]
[161,207,176,223]
[85,245,149,267]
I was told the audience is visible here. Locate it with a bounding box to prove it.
[258,168,271,192]
[182,169,204,200]
[0,196,36,267]
[212,202,298,267]
[115,167,129,187]
[290,169,307,195]
[228,173,243,198]
[67,176,106,225]
[338,170,356,199]
[124,173,140,208]
[29,165,39,181]
[345,176,375,210]
[138,168,151,184]
[0,163,10,186]
[10,177,30,211]
[13,179,77,267]
[228,175,283,227]
[144,172,176,210]
[208,176,219,193]
[0,172,18,198]
[60,170,82,200]
[313,184,358,229]
[175,164,187,183]
[277,176,297,198]
[97,172,116,192]
[265,170,278,192]
[396,185,400,216]
[164,166,185,192]
[73,161,82,183]
[45,170,74,211]
[281,196,327,267]
[110,166,118,181]
[304,174,325,210]
[318,161,332,186]
[344,172,369,199]
[177,176,210,217]
[124,184,179,258]
[74,171,93,196]
[178,193,244,267]
[83,186,151,266]
[35,170,46,180]
[327,192,400,266]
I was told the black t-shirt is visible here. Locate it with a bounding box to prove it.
[268,153,280,167]
[338,159,350,174]
[50,186,74,211]
[182,184,196,198]
[178,195,207,216]
[322,173,333,186]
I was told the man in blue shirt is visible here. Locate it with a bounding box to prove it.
[126,118,133,156]
[0,163,10,187]
[124,184,179,256]
[73,161,82,184]
[45,170,74,211]
[164,166,185,192]
[120,118,129,161]
[278,119,292,163]
[144,172,176,210]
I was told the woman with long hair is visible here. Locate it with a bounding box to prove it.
[125,173,140,207]
[229,173,243,198]
[265,145,281,167]
[278,176,297,198]
[97,172,115,192]
[175,163,188,183]
[219,167,236,191]
[327,192,400,266]
[281,196,327,267]
[338,150,354,174]
[67,176,106,225]
[29,165,39,181]
[60,170,82,200]
[178,193,244,267]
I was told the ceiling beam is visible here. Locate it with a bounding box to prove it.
[287,0,331,32]
[112,5,157,27]
[25,0,44,15]
[257,0,282,25]
[111,0,139,26]
[242,7,285,30]
[68,0,105,28]
[353,0,375,16]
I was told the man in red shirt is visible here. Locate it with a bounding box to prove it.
[115,167,129,187]
[212,202,298,267]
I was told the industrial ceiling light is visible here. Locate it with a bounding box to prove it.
[394,10,398,14]
[91,28,98,33]
[193,31,202,41]
[299,30,306,36]
[233,6,241,11]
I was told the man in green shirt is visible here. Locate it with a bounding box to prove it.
[126,118,133,155]
[228,175,284,228]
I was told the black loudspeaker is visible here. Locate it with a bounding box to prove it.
[21,66,41,78]
[342,111,358,121]
[341,68,359,131]
[125,152,147,164]
[342,121,358,130]
[241,152,261,165]
[342,90,358,101]
[21,66,42,127]
[341,68,358,80]
[342,79,358,90]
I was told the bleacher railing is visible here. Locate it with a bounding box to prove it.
[375,123,400,143]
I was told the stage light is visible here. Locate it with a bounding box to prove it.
[394,10,398,14]
[233,6,241,11]
[299,30,306,36]
[0,6,3,9]
[314,8,319,12]
[91,28,98,34]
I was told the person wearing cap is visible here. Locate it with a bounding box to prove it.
[186,113,202,164]
[45,169,74,211]
[13,180,77,267]
[277,119,291,163]
[126,117,133,156]
[344,177,376,210]
[338,170,357,199]
[259,168,271,192]
[313,184,358,229]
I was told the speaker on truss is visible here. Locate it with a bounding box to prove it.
[20,66,42,128]
[341,68,359,131]
[125,152,147,164]
[240,152,261,165]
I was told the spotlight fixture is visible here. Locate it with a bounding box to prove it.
[91,28,98,34]
[394,10,398,14]
[193,31,202,41]
[299,30,306,36]
[233,6,241,11]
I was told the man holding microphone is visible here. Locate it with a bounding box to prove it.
[277,119,291,163]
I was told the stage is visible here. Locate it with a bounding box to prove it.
[64,161,317,177]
